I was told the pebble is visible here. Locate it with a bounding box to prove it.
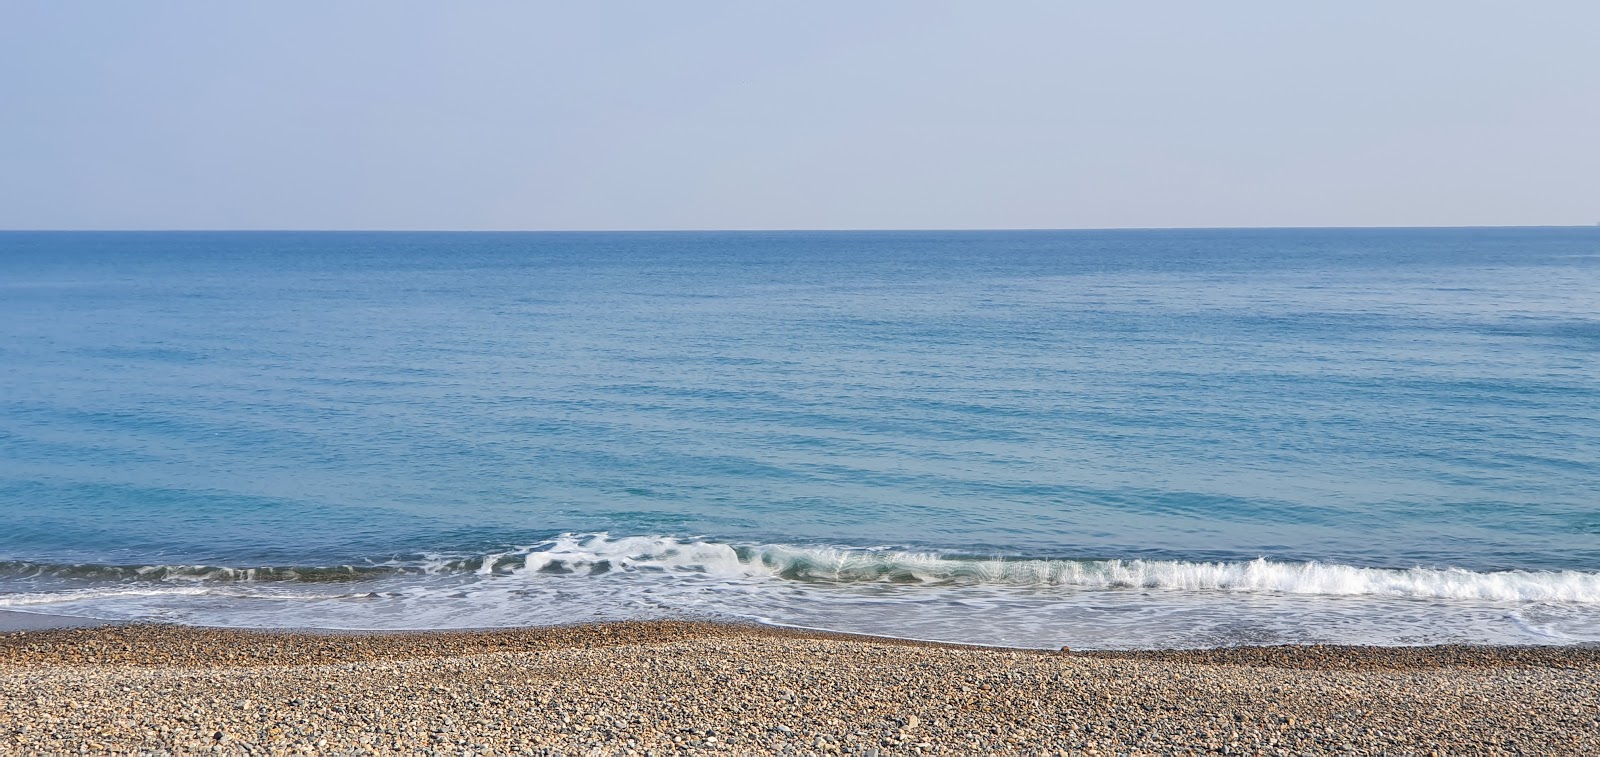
[0,621,1597,754]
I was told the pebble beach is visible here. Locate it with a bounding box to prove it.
[2,621,1597,755]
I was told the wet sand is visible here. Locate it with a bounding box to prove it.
[1,621,1597,754]
[0,610,112,632]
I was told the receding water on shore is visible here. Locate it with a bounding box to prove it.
[3,229,1598,648]
[4,533,1600,648]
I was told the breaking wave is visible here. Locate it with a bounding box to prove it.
[7,533,1600,604]
[8,534,1600,648]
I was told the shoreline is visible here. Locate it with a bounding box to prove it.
[4,618,1600,667]
[4,621,1598,754]
[0,609,117,632]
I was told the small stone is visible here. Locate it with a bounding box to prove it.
[0,621,1594,755]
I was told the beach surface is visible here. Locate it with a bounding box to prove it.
[1,622,1597,755]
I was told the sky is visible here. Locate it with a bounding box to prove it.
[1,1,1596,231]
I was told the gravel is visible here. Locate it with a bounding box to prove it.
[1,621,1596,755]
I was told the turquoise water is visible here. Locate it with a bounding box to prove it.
[2,228,1597,648]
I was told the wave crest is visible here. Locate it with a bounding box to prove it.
[7,534,1600,605]
[503,534,1600,603]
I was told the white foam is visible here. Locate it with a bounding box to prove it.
[0,586,215,607]
[455,533,1600,604]
[9,534,1600,603]
[7,534,1600,648]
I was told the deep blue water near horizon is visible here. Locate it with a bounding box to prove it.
[2,228,1598,648]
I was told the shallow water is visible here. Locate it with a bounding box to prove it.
[2,229,1597,647]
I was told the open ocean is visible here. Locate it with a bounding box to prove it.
[1,228,1597,649]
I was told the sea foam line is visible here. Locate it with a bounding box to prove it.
[6,533,1600,604]
[494,534,1600,603]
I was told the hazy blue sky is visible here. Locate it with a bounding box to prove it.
[2,2,1596,230]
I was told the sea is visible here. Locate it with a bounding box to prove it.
[1,228,1597,649]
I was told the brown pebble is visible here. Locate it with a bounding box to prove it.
[0,621,1596,754]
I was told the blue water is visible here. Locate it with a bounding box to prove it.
[2,228,1598,648]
